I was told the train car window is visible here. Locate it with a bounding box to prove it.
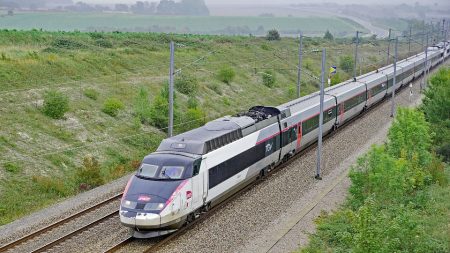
[323,107,336,123]
[209,142,266,189]
[302,115,319,135]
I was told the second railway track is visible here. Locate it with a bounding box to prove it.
[0,193,122,253]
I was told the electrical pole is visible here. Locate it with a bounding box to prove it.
[442,19,445,42]
[297,32,303,98]
[408,25,412,56]
[353,31,359,80]
[387,28,391,65]
[423,33,429,90]
[316,48,326,180]
[390,37,398,118]
[168,41,175,137]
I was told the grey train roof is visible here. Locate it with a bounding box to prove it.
[157,106,281,155]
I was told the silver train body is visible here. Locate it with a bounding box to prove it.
[120,40,450,238]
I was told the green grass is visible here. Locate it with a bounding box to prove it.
[300,71,450,252]
[0,12,367,36]
[0,30,420,226]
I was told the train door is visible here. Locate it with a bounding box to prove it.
[191,159,206,209]
[338,103,345,124]
[296,123,302,150]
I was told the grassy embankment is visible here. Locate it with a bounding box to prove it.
[0,30,420,225]
[301,67,450,253]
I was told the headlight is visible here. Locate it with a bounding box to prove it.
[122,200,137,209]
[144,203,165,211]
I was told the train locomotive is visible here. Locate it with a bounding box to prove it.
[120,40,450,238]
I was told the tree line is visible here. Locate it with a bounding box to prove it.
[0,0,210,16]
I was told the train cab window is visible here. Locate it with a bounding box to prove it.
[138,164,159,178]
[192,159,202,176]
[160,166,184,179]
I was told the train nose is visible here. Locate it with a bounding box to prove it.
[120,209,161,229]
[135,212,161,228]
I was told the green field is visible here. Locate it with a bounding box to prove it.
[0,30,421,225]
[0,12,367,36]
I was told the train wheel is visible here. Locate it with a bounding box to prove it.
[186,213,195,224]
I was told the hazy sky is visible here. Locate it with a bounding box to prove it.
[84,0,444,5]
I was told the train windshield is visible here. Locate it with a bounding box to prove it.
[136,153,198,180]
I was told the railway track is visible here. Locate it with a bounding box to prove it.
[0,193,122,253]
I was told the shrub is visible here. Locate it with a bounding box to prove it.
[175,74,198,95]
[42,90,69,119]
[260,44,270,50]
[83,88,99,100]
[95,39,113,48]
[217,66,236,84]
[150,87,179,131]
[134,87,152,124]
[32,175,69,196]
[387,108,432,166]
[75,155,103,190]
[177,108,205,133]
[102,97,124,117]
[339,55,354,74]
[262,70,276,88]
[187,96,199,109]
[266,29,280,41]
[51,38,86,50]
[3,162,20,173]
[287,85,296,98]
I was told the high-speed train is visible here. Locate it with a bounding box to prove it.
[120,40,450,238]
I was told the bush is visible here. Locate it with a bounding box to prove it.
[32,175,69,196]
[42,90,69,119]
[102,97,124,117]
[177,108,205,133]
[187,96,199,109]
[387,107,432,167]
[51,38,86,50]
[266,29,281,41]
[339,55,354,74]
[83,88,99,100]
[175,74,198,95]
[134,87,152,124]
[217,66,236,84]
[262,70,276,88]
[3,162,20,173]
[75,155,103,190]
[95,39,113,48]
[150,86,179,131]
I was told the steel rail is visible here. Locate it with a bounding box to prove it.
[0,193,122,252]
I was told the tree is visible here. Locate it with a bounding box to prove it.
[339,55,354,74]
[324,30,334,41]
[114,3,129,12]
[266,29,280,41]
